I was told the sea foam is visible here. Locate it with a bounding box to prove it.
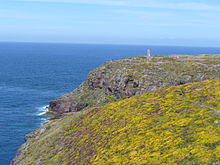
[36,105,49,116]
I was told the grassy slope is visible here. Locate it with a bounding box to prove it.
[17,79,220,165]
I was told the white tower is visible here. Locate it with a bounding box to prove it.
[147,48,151,57]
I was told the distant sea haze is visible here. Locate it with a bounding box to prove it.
[0,42,220,165]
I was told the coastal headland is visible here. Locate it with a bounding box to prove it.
[12,55,220,165]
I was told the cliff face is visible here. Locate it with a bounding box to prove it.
[49,55,220,115]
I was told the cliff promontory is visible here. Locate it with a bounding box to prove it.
[49,55,220,115]
[12,55,220,165]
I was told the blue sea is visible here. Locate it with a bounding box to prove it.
[0,42,220,165]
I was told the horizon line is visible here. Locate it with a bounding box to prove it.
[0,40,220,48]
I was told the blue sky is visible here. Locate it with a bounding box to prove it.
[1,0,220,46]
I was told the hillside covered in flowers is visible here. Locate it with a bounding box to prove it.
[13,78,220,165]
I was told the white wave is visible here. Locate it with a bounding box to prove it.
[36,105,49,116]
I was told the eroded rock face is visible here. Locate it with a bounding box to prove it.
[48,55,220,115]
[49,95,87,114]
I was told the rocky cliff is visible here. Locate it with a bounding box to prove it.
[49,55,220,115]
[12,54,220,165]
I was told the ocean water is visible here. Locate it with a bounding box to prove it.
[0,42,220,165]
